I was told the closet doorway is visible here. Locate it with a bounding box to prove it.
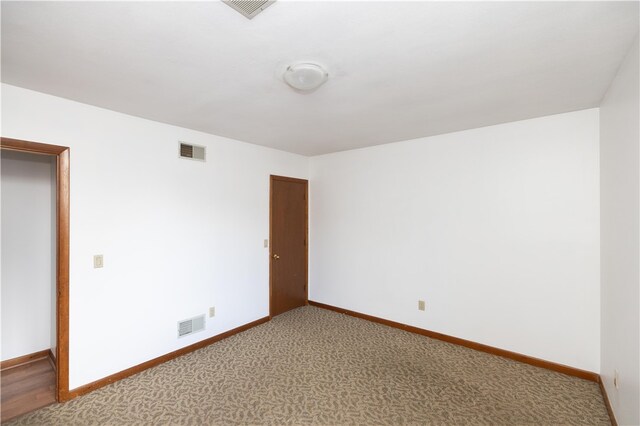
[0,138,70,422]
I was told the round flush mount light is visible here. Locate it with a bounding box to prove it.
[283,63,328,91]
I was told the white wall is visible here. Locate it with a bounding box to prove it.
[1,150,56,361]
[1,83,308,388]
[310,109,601,372]
[0,80,612,394]
[600,34,639,426]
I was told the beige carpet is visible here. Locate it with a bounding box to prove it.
[7,306,610,425]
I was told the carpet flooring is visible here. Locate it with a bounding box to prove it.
[6,306,610,425]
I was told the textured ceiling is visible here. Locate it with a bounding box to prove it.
[2,1,638,155]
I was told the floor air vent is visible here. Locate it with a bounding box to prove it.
[222,0,275,20]
[179,142,206,161]
[178,315,206,338]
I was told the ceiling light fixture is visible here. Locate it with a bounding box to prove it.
[283,63,329,92]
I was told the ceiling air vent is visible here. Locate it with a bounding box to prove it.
[178,314,206,338]
[179,142,206,161]
[222,0,275,20]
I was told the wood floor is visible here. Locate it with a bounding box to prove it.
[1,358,56,423]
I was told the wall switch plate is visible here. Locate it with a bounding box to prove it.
[418,300,426,311]
[614,370,619,389]
[93,255,104,268]
[264,239,269,248]
[209,306,215,318]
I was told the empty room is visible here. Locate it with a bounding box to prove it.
[1,1,638,425]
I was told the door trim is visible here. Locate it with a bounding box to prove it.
[1,137,70,402]
[269,175,309,318]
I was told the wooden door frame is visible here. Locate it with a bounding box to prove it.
[269,175,309,318]
[1,137,70,402]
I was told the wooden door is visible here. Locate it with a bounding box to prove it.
[270,175,308,317]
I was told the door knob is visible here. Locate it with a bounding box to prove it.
[272,254,280,260]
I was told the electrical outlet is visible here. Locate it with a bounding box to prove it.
[418,300,426,311]
[614,370,619,389]
[209,306,215,318]
[93,255,104,268]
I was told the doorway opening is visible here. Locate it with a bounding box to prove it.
[269,175,308,317]
[0,137,70,422]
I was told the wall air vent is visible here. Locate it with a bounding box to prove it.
[222,0,275,20]
[179,142,206,161]
[178,314,206,338]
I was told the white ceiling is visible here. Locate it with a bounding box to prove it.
[2,1,638,156]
